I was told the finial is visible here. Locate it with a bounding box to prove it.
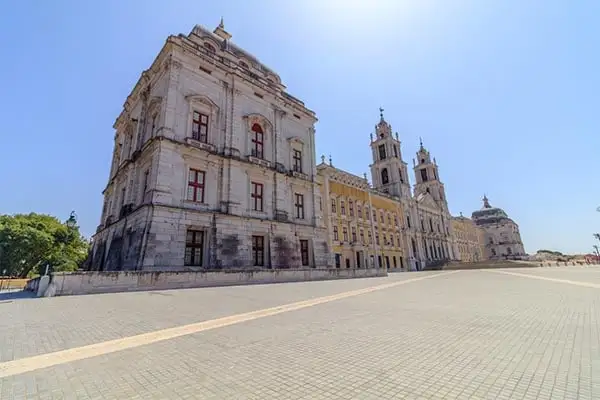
[379,107,384,121]
[370,133,373,142]
[412,158,416,167]
[395,132,399,140]
[320,154,325,164]
[219,17,224,29]
[433,157,437,165]
[419,137,424,149]
[329,155,332,166]
[363,173,368,181]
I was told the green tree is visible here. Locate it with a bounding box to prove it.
[0,212,89,278]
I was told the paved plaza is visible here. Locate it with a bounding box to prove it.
[1,266,600,399]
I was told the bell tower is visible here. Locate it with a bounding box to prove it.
[413,139,448,211]
[369,108,411,198]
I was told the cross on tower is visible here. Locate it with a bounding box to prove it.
[379,107,384,119]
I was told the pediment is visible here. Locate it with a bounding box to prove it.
[286,136,304,145]
[416,192,439,210]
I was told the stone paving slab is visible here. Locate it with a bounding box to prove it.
[1,267,600,399]
[0,271,433,363]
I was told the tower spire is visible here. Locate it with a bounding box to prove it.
[482,194,491,208]
[379,107,384,121]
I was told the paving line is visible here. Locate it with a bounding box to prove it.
[0,271,459,378]
[485,269,600,289]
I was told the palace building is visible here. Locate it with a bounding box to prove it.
[88,21,329,271]
[318,110,454,271]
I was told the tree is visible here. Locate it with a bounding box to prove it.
[594,233,600,243]
[0,213,89,278]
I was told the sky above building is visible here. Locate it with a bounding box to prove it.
[1,0,598,254]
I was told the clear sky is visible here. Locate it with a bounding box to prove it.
[1,0,599,255]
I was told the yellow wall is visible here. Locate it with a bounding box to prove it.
[324,178,406,269]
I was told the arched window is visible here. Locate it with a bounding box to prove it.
[251,123,264,158]
[381,168,389,185]
[204,42,216,53]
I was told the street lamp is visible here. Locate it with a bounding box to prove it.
[66,211,77,229]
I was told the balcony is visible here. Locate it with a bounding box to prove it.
[186,137,216,153]
[248,150,271,168]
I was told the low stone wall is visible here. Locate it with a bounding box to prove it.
[43,268,388,297]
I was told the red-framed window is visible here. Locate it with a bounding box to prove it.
[251,123,264,158]
[251,182,263,211]
[187,169,205,203]
[192,111,209,143]
[295,193,304,219]
[293,149,302,172]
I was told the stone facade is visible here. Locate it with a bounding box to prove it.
[88,22,329,271]
[450,214,486,262]
[318,111,454,272]
[471,196,526,259]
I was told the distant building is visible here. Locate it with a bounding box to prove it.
[450,214,486,262]
[471,196,526,259]
[317,110,454,271]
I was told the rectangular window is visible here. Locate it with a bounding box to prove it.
[184,230,204,266]
[333,226,339,241]
[335,254,341,268]
[251,129,264,158]
[343,227,348,242]
[349,201,354,217]
[295,193,304,219]
[341,201,346,215]
[372,210,377,221]
[380,212,384,223]
[375,234,380,245]
[407,216,411,228]
[368,231,372,244]
[378,144,386,160]
[420,169,428,182]
[192,111,209,142]
[360,229,364,243]
[357,205,362,218]
[300,239,309,266]
[331,199,337,213]
[293,149,302,173]
[251,182,264,212]
[187,169,205,203]
[252,235,265,266]
[351,227,357,242]
[143,169,149,194]
[151,114,157,136]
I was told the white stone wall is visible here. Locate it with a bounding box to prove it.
[90,25,329,271]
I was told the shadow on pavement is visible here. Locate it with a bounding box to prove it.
[0,289,37,302]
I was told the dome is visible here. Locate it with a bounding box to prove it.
[471,195,513,226]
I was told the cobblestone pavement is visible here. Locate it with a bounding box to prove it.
[1,267,600,399]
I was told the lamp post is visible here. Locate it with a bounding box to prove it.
[66,211,77,229]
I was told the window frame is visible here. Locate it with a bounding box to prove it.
[294,193,305,219]
[292,149,302,173]
[252,235,265,266]
[251,181,264,212]
[300,239,309,266]
[251,123,264,158]
[192,111,209,143]
[184,230,204,266]
[187,169,206,203]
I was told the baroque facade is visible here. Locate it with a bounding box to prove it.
[471,196,526,259]
[318,111,454,271]
[450,214,486,262]
[88,21,329,271]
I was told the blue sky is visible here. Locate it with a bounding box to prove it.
[1,0,598,254]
